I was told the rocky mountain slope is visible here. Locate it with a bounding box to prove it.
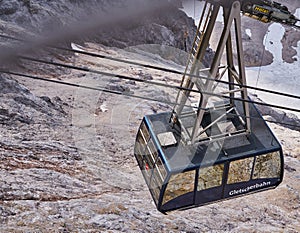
[0,0,299,232]
[0,43,300,232]
[0,0,196,53]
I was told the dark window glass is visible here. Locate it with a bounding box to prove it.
[198,164,224,190]
[147,139,158,163]
[156,156,167,180]
[143,140,156,174]
[253,152,281,179]
[227,157,254,184]
[140,122,150,142]
[163,170,195,204]
[150,182,161,204]
[142,159,152,185]
[135,130,147,167]
[153,166,162,185]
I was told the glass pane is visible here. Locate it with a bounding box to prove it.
[150,184,161,204]
[135,150,143,167]
[144,141,155,170]
[156,157,167,180]
[163,170,195,204]
[144,154,154,171]
[227,157,254,184]
[140,122,150,142]
[136,133,146,153]
[150,173,162,204]
[142,160,152,185]
[198,164,224,191]
[253,152,281,179]
[135,133,146,166]
[153,165,163,186]
[146,139,158,163]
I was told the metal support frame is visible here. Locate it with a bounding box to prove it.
[172,1,251,144]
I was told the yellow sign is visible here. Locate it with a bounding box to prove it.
[254,6,270,14]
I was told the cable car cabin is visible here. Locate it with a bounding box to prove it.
[134,101,283,213]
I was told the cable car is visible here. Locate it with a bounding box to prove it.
[134,99,283,213]
[134,0,284,213]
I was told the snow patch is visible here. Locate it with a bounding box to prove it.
[245,28,252,38]
[295,8,300,27]
[181,0,204,25]
[71,43,85,56]
[292,40,300,61]
[263,23,285,64]
[100,103,108,113]
[181,0,223,26]
[246,23,300,117]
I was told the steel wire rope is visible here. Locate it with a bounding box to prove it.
[194,0,196,20]
[0,69,189,108]
[2,69,299,130]
[1,33,300,101]
[255,29,269,93]
[15,54,300,114]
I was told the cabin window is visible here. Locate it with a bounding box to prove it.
[163,170,195,204]
[140,122,150,142]
[156,156,167,180]
[198,164,224,191]
[150,156,166,204]
[136,132,146,151]
[150,182,161,204]
[135,132,146,166]
[143,152,154,172]
[153,164,164,186]
[142,159,152,184]
[150,168,163,204]
[227,157,254,184]
[253,152,281,179]
[152,156,165,188]
[135,121,149,157]
[147,139,158,163]
[143,138,155,165]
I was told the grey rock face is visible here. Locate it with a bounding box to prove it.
[0,0,193,50]
[0,0,216,67]
[0,1,299,232]
[0,74,66,125]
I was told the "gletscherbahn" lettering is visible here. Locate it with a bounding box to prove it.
[229,181,271,196]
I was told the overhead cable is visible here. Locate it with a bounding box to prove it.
[17,55,300,114]
[0,69,187,108]
[1,33,299,101]
[2,69,299,130]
